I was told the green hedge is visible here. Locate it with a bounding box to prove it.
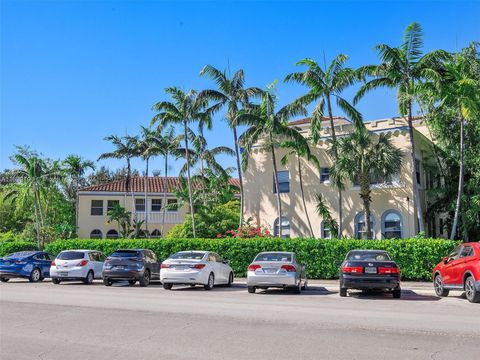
[0,241,38,256]
[13,237,457,281]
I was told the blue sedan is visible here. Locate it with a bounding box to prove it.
[0,251,55,282]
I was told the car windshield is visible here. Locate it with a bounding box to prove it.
[110,250,142,258]
[170,252,205,260]
[57,251,85,260]
[4,252,35,260]
[254,253,292,262]
[346,251,391,261]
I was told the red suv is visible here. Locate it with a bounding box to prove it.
[432,242,480,303]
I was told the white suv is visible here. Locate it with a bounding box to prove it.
[50,250,106,284]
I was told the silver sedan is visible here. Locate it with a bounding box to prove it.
[246,252,307,294]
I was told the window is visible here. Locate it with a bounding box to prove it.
[151,199,162,212]
[137,230,148,238]
[91,200,103,216]
[354,213,376,239]
[320,168,330,183]
[460,246,473,258]
[381,210,403,239]
[107,200,119,212]
[58,251,85,260]
[106,229,119,239]
[167,199,178,211]
[321,221,332,239]
[150,229,162,238]
[447,246,462,262]
[90,229,102,239]
[415,161,421,185]
[273,217,290,238]
[273,171,290,193]
[254,253,292,262]
[135,199,145,212]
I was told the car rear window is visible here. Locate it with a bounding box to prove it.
[170,252,205,260]
[346,251,391,261]
[110,250,142,258]
[57,251,85,260]
[254,253,292,262]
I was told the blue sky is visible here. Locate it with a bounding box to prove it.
[1,0,479,175]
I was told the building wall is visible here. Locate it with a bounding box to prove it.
[77,192,187,239]
[243,118,441,238]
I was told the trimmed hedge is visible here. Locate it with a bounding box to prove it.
[0,241,38,256]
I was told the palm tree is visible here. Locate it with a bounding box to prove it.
[199,65,262,227]
[285,54,362,237]
[354,22,446,233]
[280,139,320,237]
[62,155,95,233]
[239,86,309,238]
[330,124,403,239]
[151,87,215,238]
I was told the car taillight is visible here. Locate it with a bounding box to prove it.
[15,260,26,265]
[190,264,206,269]
[161,263,170,268]
[378,267,400,274]
[77,260,88,266]
[281,264,297,272]
[248,264,261,271]
[341,266,363,274]
[51,260,56,266]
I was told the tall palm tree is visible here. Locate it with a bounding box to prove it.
[62,155,95,233]
[330,124,403,239]
[151,87,215,238]
[285,54,362,237]
[239,86,309,238]
[199,65,262,227]
[280,139,320,237]
[354,22,446,234]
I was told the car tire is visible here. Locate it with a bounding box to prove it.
[1,277,9,282]
[204,273,214,290]
[392,288,402,299]
[139,270,150,287]
[29,268,41,282]
[52,278,61,284]
[247,286,256,294]
[163,283,173,290]
[84,271,94,285]
[226,272,234,287]
[464,276,480,303]
[434,274,449,297]
[103,277,112,286]
[339,287,347,297]
[128,280,136,286]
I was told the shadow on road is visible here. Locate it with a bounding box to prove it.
[346,289,441,301]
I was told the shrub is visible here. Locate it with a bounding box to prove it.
[36,237,458,281]
[0,241,38,255]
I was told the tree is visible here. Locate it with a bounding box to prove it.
[239,85,309,238]
[314,193,338,238]
[107,203,132,238]
[330,124,403,239]
[152,87,216,238]
[199,65,262,227]
[354,22,445,233]
[285,54,362,237]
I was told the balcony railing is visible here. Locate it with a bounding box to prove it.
[136,211,182,224]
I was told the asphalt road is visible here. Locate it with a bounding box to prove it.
[1,279,479,360]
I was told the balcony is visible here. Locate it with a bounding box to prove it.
[136,211,182,224]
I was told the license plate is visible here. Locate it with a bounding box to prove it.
[365,267,377,274]
[115,266,125,269]
[58,271,68,276]
[172,265,186,270]
[264,268,277,274]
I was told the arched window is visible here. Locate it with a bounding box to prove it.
[137,230,148,238]
[381,210,403,239]
[150,229,162,238]
[321,221,332,239]
[354,213,376,239]
[106,229,119,239]
[274,217,290,238]
[90,229,103,239]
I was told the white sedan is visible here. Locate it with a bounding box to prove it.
[50,250,106,284]
[160,251,234,290]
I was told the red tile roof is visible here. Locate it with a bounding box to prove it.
[288,117,350,126]
[80,176,240,193]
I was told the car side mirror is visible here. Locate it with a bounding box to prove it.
[443,256,448,264]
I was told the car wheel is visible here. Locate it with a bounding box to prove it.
[52,278,61,284]
[339,287,347,297]
[247,286,256,294]
[84,271,94,285]
[464,276,480,303]
[139,270,150,287]
[434,274,449,297]
[163,283,173,290]
[226,272,234,287]
[392,288,402,299]
[128,280,136,286]
[103,278,112,286]
[29,268,41,282]
[0,277,9,282]
[204,273,214,290]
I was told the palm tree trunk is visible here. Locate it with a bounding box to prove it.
[35,189,45,248]
[75,177,79,235]
[360,176,372,239]
[450,112,465,240]
[298,155,313,237]
[33,190,41,249]
[407,101,425,233]
[233,126,245,228]
[327,96,343,238]
[144,157,149,237]
[271,144,283,238]
[184,120,196,238]
[162,154,168,238]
